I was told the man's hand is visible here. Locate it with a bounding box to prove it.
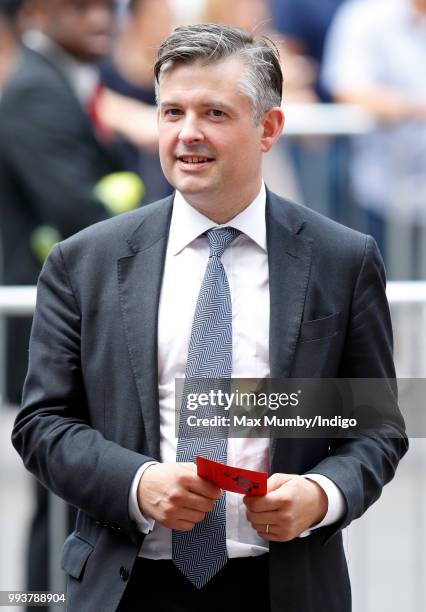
[137,462,221,531]
[243,473,328,541]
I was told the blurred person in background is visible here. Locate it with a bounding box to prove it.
[167,0,205,26]
[269,0,346,103]
[0,0,143,603]
[201,0,302,202]
[100,0,173,202]
[203,0,269,33]
[0,0,144,405]
[322,0,426,275]
[0,0,25,94]
[267,0,349,228]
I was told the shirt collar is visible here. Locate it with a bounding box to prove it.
[168,183,267,256]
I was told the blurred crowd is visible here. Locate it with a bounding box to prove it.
[1,0,426,602]
[1,0,425,302]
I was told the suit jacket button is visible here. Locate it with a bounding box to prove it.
[120,566,129,582]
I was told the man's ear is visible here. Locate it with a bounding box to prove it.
[260,107,285,153]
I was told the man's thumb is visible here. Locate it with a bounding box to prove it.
[267,472,293,493]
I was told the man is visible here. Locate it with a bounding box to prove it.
[12,24,407,612]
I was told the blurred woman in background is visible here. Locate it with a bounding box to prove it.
[100,0,174,202]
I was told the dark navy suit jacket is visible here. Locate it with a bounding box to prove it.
[12,190,408,611]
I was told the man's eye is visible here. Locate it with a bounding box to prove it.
[208,109,225,118]
[164,109,183,117]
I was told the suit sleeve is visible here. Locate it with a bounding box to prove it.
[0,78,112,237]
[310,236,408,539]
[11,244,153,540]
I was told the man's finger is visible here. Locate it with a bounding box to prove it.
[181,491,217,513]
[187,474,222,500]
[176,508,206,524]
[267,472,293,493]
[243,491,283,512]
[178,462,222,499]
[179,462,198,472]
[255,522,276,533]
[245,509,281,525]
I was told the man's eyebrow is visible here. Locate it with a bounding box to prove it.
[159,100,234,111]
[159,100,181,108]
[200,101,234,111]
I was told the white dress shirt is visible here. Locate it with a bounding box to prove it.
[129,184,345,557]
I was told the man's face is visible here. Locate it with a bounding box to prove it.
[157,58,269,216]
[40,0,115,62]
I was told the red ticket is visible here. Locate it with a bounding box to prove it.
[196,456,267,496]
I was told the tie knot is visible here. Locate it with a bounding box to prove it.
[205,227,241,258]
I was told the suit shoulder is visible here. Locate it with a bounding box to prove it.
[269,191,369,255]
[0,53,69,141]
[303,204,366,248]
[0,49,71,112]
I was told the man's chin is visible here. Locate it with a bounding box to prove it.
[172,176,213,197]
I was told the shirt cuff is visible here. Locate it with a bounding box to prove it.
[128,461,158,534]
[298,473,346,538]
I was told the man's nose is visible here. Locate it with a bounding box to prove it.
[178,114,204,145]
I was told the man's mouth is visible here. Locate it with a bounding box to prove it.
[177,155,214,165]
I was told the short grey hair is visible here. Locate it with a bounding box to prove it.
[154,23,283,124]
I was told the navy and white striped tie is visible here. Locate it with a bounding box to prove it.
[173,227,240,588]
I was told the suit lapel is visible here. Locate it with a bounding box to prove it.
[117,197,173,459]
[266,191,312,466]
[267,191,312,377]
